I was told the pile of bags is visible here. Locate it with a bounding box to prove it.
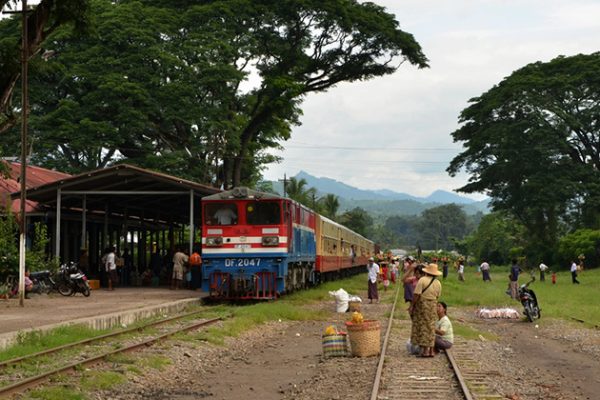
[328,288,362,313]
[476,307,520,319]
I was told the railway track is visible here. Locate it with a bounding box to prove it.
[0,310,223,398]
[371,289,503,400]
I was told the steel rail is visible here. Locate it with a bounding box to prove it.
[0,309,208,369]
[369,286,400,400]
[0,317,221,398]
[370,288,476,400]
[445,349,475,400]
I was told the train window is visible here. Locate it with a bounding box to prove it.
[205,203,238,225]
[246,201,281,225]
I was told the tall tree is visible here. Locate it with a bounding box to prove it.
[0,0,89,134]
[318,193,339,220]
[448,53,600,259]
[416,204,468,250]
[3,0,428,186]
[285,177,316,206]
[338,207,373,238]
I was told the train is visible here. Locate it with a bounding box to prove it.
[200,187,375,299]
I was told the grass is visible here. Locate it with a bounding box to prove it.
[0,325,112,363]
[137,354,172,370]
[24,386,84,400]
[440,267,600,326]
[80,370,126,391]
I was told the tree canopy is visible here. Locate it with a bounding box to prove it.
[1,0,428,188]
[0,0,90,134]
[448,53,600,262]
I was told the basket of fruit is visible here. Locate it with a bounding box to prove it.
[322,325,348,357]
[345,313,381,357]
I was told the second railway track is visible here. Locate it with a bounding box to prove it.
[0,310,223,398]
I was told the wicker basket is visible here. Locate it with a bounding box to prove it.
[322,333,348,357]
[345,320,381,357]
[348,301,361,312]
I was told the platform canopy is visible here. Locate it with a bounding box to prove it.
[11,163,220,225]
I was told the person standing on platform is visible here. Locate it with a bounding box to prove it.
[105,246,118,291]
[171,247,189,290]
[189,246,203,291]
[150,247,162,286]
[539,262,548,282]
[367,257,380,304]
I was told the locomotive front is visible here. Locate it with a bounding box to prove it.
[201,187,288,299]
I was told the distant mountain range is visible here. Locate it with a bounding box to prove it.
[270,171,489,216]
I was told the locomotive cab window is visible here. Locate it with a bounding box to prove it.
[205,203,238,225]
[246,201,281,225]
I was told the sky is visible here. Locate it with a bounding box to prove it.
[262,0,600,199]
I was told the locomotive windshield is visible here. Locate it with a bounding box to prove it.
[205,203,238,225]
[246,201,281,225]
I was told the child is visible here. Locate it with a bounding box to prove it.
[551,271,557,284]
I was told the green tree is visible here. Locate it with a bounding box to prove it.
[4,0,428,187]
[285,177,316,207]
[318,193,340,220]
[448,53,600,260]
[416,204,468,251]
[0,0,90,134]
[558,229,600,269]
[338,207,373,238]
[463,211,526,265]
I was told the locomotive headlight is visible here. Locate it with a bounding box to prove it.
[206,236,223,247]
[261,236,279,246]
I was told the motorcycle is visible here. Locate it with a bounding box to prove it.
[28,270,58,294]
[56,262,91,297]
[518,277,540,322]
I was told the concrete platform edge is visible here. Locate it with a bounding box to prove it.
[0,297,201,351]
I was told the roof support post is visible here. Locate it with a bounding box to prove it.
[81,194,87,249]
[54,188,61,258]
[189,189,194,255]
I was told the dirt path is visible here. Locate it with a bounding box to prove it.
[469,314,600,400]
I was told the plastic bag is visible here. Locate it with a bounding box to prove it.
[328,288,350,313]
[406,339,420,355]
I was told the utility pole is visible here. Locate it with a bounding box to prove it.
[278,173,288,197]
[18,0,29,307]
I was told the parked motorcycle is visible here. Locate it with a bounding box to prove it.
[56,262,91,297]
[28,270,57,294]
[518,277,540,322]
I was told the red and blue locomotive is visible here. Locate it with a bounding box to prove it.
[201,187,374,299]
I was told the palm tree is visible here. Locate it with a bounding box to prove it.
[319,194,340,219]
[286,177,312,205]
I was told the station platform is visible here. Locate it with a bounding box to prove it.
[0,288,204,350]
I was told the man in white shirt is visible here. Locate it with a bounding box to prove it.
[570,260,580,284]
[480,260,491,282]
[367,257,380,304]
[105,246,117,290]
[214,207,237,225]
[434,301,453,352]
[539,262,549,282]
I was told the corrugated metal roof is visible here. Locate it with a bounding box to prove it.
[0,161,72,213]
[9,163,220,224]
